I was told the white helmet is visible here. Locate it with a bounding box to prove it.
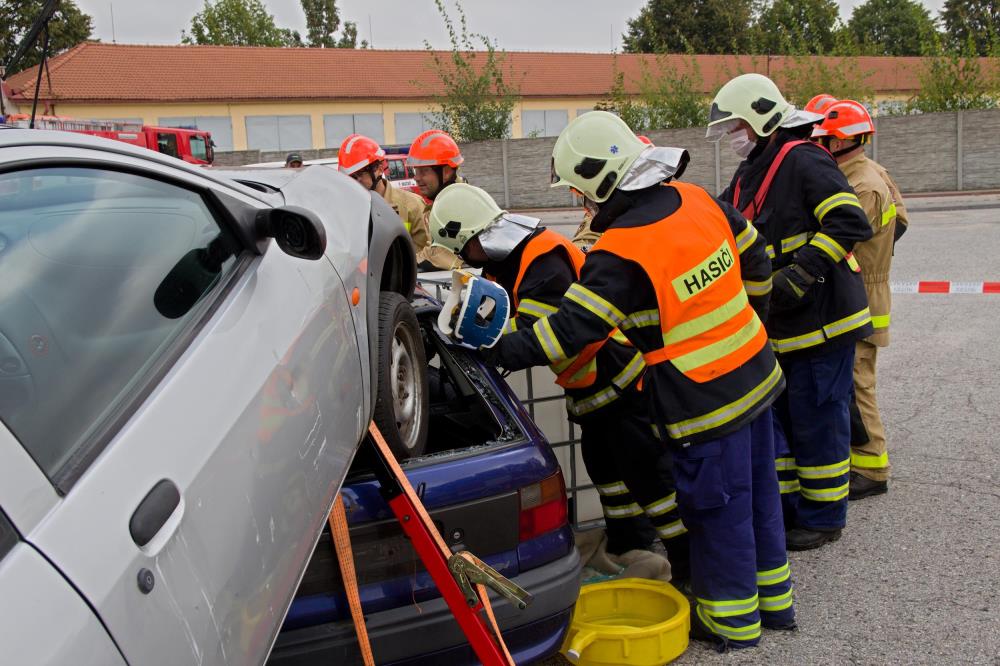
[707,73,792,139]
[428,183,503,254]
[550,111,648,203]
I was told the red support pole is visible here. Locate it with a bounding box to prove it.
[385,494,510,666]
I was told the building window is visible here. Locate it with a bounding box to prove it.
[245,115,312,152]
[159,116,234,152]
[576,108,595,118]
[394,113,436,145]
[521,110,569,138]
[324,113,384,147]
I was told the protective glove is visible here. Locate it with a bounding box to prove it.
[478,341,503,368]
[772,264,817,305]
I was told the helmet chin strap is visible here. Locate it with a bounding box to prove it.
[822,137,862,158]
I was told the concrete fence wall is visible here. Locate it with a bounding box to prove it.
[217,109,1000,202]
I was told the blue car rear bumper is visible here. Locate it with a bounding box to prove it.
[268,544,580,665]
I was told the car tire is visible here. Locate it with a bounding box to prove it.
[374,292,429,460]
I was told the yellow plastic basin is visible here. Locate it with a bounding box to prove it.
[561,579,690,666]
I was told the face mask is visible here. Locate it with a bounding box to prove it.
[729,130,756,158]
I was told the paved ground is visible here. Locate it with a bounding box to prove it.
[534,194,1000,665]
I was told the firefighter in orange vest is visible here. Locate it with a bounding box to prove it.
[407,129,465,271]
[708,75,874,551]
[428,183,688,571]
[491,112,794,649]
[338,133,430,255]
[812,100,898,499]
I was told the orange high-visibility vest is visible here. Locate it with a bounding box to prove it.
[510,230,607,389]
[592,182,767,384]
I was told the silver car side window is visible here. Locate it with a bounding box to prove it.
[0,167,243,490]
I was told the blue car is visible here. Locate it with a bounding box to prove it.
[269,292,581,665]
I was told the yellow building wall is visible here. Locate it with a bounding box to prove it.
[52,94,902,150]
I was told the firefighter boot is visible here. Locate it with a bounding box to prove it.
[785,527,842,551]
[849,471,888,501]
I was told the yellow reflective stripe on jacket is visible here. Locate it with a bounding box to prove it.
[622,309,660,330]
[670,314,763,374]
[779,479,800,494]
[611,330,631,344]
[780,232,809,254]
[814,192,863,222]
[799,482,849,502]
[666,362,782,440]
[663,290,749,347]
[643,493,678,517]
[697,594,759,618]
[603,501,644,518]
[517,298,558,319]
[743,277,772,297]
[760,589,794,612]
[568,386,619,416]
[757,562,791,586]
[403,220,412,231]
[823,307,871,339]
[656,519,688,539]
[765,244,775,259]
[612,351,645,389]
[871,313,890,329]
[596,481,629,496]
[735,221,759,253]
[881,202,897,227]
[797,458,850,480]
[851,451,889,468]
[810,232,849,262]
[503,318,518,334]
[775,457,797,471]
[771,329,826,354]
[696,607,762,641]
[564,283,625,328]
[532,316,567,363]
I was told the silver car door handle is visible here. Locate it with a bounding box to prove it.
[129,479,181,548]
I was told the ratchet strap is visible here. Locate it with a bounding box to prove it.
[328,494,375,666]
[330,423,517,666]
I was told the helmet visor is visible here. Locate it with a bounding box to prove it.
[706,118,743,142]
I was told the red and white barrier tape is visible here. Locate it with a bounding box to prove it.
[890,281,1000,294]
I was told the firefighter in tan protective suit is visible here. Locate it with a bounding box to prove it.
[812,100,896,500]
[406,130,465,270]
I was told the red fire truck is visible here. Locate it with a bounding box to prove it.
[5,115,214,165]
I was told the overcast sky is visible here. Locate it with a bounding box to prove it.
[74,0,947,51]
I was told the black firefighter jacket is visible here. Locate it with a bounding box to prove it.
[721,130,875,358]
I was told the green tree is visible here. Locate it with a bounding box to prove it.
[300,0,365,48]
[847,0,937,56]
[597,57,709,131]
[780,55,876,106]
[181,0,300,47]
[419,0,520,142]
[908,35,998,112]
[0,0,94,74]
[940,0,1000,55]
[754,0,841,54]
[623,0,755,54]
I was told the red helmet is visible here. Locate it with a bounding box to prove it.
[637,135,654,146]
[338,134,386,175]
[406,129,464,168]
[812,100,874,140]
[804,94,838,114]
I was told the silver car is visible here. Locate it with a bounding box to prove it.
[0,129,428,664]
